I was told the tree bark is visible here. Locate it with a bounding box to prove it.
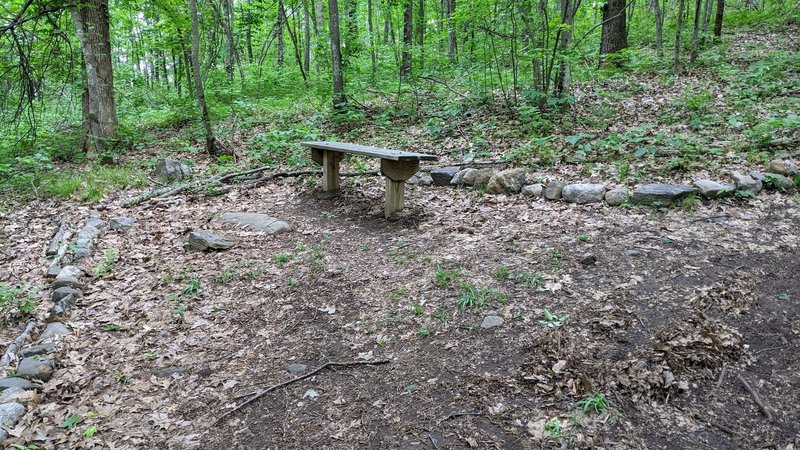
[400,0,413,78]
[675,0,686,73]
[328,0,346,108]
[600,0,628,58]
[713,0,724,37]
[368,0,377,78]
[415,0,424,69]
[651,0,664,56]
[278,0,286,66]
[189,0,218,155]
[304,0,312,73]
[71,0,118,157]
[554,0,576,97]
[690,0,702,62]
[246,0,254,62]
[446,0,457,62]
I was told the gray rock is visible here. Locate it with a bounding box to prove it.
[0,402,24,427]
[418,175,433,186]
[763,173,796,191]
[46,264,62,278]
[430,167,460,186]
[562,184,606,204]
[287,364,308,374]
[72,223,101,261]
[16,357,54,382]
[219,213,291,235]
[0,377,37,392]
[521,184,543,197]
[18,343,57,359]
[486,168,528,195]
[85,217,105,230]
[630,184,696,205]
[462,168,495,187]
[766,159,798,176]
[186,231,236,251]
[579,254,598,265]
[0,429,7,442]
[53,276,80,290]
[0,387,26,404]
[749,171,766,181]
[733,172,763,194]
[481,315,504,329]
[56,266,81,280]
[40,322,69,342]
[625,249,642,257]
[154,367,185,378]
[693,180,736,199]
[109,217,135,231]
[544,181,566,200]
[605,187,630,206]
[48,294,76,321]
[152,157,191,183]
[52,287,81,303]
[450,168,476,185]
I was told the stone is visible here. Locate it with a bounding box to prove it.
[39,322,69,342]
[521,184,543,197]
[85,217,105,230]
[544,181,566,200]
[450,168,476,185]
[693,180,736,199]
[562,184,606,204]
[72,223,101,261]
[52,286,81,303]
[109,217,135,231]
[461,168,495,187]
[749,171,766,181]
[0,388,25,404]
[763,173,796,191]
[152,157,191,183]
[0,429,7,442]
[287,364,308,374]
[56,266,81,280]
[625,249,642,257]
[630,184,696,205]
[430,167,460,186]
[53,276,80,290]
[766,159,798,176]
[579,254,598,265]
[733,172,763,194]
[0,377,37,392]
[219,213,291,235]
[481,315,504,329]
[154,367,185,378]
[486,169,528,195]
[18,343,57,359]
[0,402,25,427]
[186,231,236,251]
[605,187,630,206]
[47,264,61,278]
[417,175,433,186]
[16,357,54,382]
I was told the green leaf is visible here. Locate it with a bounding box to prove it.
[60,414,83,430]
[83,426,98,437]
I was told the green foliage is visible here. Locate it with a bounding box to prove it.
[457,283,506,310]
[93,249,118,277]
[0,283,37,316]
[539,309,569,328]
[433,265,466,287]
[576,392,611,414]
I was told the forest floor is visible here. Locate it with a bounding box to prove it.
[1,27,799,450]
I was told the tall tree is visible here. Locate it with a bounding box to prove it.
[650,0,664,56]
[368,0,377,78]
[278,0,286,66]
[328,0,346,108]
[600,0,628,59]
[189,0,218,155]
[400,0,412,78]
[415,0,424,69]
[675,0,686,73]
[713,0,724,37]
[554,0,578,96]
[690,0,702,62]
[446,0,457,62]
[71,0,118,156]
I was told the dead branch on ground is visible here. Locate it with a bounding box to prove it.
[0,320,36,376]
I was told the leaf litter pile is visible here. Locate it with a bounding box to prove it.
[1,174,798,449]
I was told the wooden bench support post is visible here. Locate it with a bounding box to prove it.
[312,149,344,192]
[381,159,419,218]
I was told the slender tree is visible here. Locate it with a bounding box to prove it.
[71,0,118,156]
[713,0,724,37]
[189,0,218,155]
[675,0,686,73]
[400,0,413,78]
[329,0,346,108]
[690,0,702,62]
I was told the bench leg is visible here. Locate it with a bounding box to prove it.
[385,179,406,218]
[322,150,342,192]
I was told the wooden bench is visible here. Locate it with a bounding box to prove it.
[301,141,438,218]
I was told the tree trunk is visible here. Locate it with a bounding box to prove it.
[652,0,664,56]
[446,0,457,62]
[400,0,412,78]
[368,0,377,78]
[702,0,713,34]
[278,0,286,66]
[600,0,628,58]
[315,0,325,33]
[189,0,218,156]
[71,0,118,157]
[246,0,254,62]
[304,1,312,73]
[554,0,576,96]
[415,0,424,69]
[713,0,724,37]
[329,0,346,108]
[690,0,702,62]
[675,0,685,73]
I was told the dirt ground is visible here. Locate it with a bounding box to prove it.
[1,172,798,449]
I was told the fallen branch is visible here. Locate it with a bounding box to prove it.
[716,366,727,388]
[418,75,471,100]
[737,373,772,421]
[46,228,73,277]
[212,359,390,426]
[46,219,69,256]
[443,412,485,421]
[0,321,36,376]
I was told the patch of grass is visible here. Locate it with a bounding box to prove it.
[578,234,590,243]
[457,283,505,310]
[417,327,432,337]
[576,392,611,414]
[543,418,564,444]
[513,269,545,289]
[182,277,201,296]
[273,252,294,268]
[93,249,118,277]
[100,323,129,332]
[388,288,408,302]
[433,264,466,287]
[408,304,424,316]
[494,266,510,280]
[213,267,237,284]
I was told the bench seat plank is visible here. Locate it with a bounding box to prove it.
[302,141,438,161]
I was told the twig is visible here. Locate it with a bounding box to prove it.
[443,412,484,421]
[212,359,390,426]
[46,218,69,256]
[0,321,36,376]
[716,366,727,388]
[754,346,784,355]
[418,75,471,100]
[46,228,73,277]
[689,214,732,223]
[147,177,168,187]
[737,373,773,421]
[692,413,739,436]
[428,433,442,450]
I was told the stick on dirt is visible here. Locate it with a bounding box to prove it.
[0,320,36,376]
[212,359,390,426]
[737,373,773,421]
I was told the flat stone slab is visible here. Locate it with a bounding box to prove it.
[186,231,236,251]
[219,213,291,235]
[605,187,629,206]
[0,387,26,404]
[287,364,308,374]
[0,402,24,427]
[631,184,696,205]
[693,179,735,198]
[481,315,504,329]
[19,343,57,359]
[109,217,136,231]
[39,322,69,342]
[0,377,38,392]
[562,183,606,204]
[16,357,54,382]
[430,167,460,186]
[154,367,185,378]
[545,181,566,200]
